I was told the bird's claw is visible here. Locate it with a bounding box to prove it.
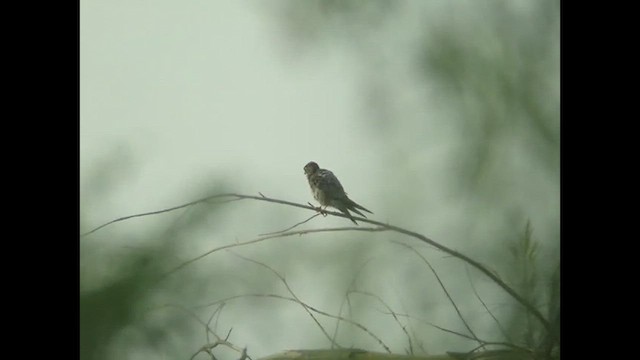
[308,202,328,217]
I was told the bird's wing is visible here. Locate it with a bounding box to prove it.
[315,169,347,197]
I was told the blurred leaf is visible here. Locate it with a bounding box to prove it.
[80,250,157,360]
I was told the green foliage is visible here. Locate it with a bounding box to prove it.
[80,252,156,360]
[501,221,559,357]
[421,1,560,195]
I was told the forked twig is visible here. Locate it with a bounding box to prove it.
[230,251,338,348]
[348,290,414,354]
[229,252,392,353]
[390,312,532,354]
[160,227,388,280]
[81,193,239,237]
[159,304,250,360]
[259,213,322,236]
[331,259,373,349]
[391,240,483,348]
[464,265,513,344]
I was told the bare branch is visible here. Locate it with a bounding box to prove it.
[391,240,483,348]
[205,303,225,344]
[331,259,373,349]
[81,193,238,237]
[258,213,322,236]
[390,312,532,354]
[81,193,325,238]
[465,265,513,344]
[81,192,551,333]
[196,291,394,355]
[226,253,393,354]
[348,290,414,354]
[161,304,251,360]
[160,226,388,280]
[230,252,340,348]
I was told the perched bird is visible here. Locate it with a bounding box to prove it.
[303,161,373,225]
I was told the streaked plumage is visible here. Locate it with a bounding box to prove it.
[303,161,373,225]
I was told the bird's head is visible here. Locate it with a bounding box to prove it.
[303,161,319,176]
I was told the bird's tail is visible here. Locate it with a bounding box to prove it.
[335,204,359,225]
[345,197,373,217]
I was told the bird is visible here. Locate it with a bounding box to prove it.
[303,161,373,225]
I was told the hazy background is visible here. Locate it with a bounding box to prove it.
[80,1,559,359]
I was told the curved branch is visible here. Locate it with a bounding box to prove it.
[81,192,551,333]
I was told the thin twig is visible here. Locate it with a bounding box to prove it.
[161,304,251,360]
[465,265,513,344]
[205,303,225,344]
[348,290,414,354]
[80,193,237,237]
[205,303,233,342]
[194,293,297,310]
[392,240,483,348]
[390,312,531,353]
[258,213,322,236]
[81,193,322,237]
[331,259,373,349]
[196,292,394,355]
[160,227,388,280]
[229,252,392,354]
[229,252,341,350]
